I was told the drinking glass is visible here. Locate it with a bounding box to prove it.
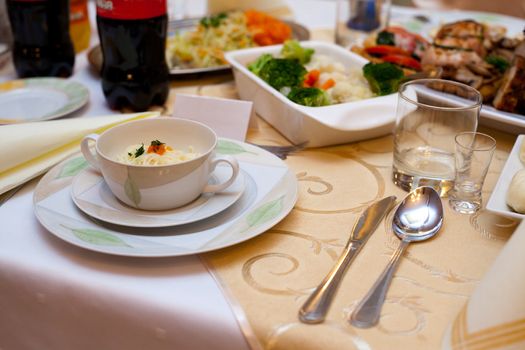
[392,79,481,196]
[168,0,188,20]
[449,132,496,214]
[336,0,392,47]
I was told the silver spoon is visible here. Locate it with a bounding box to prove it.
[349,186,443,328]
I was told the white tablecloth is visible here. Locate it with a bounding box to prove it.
[0,183,250,350]
[0,1,338,349]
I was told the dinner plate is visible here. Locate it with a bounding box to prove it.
[71,165,246,228]
[33,139,298,257]
[0,78,89,124]
[388,6,525,133]
[486,135,525,219]
[87,17,310,76]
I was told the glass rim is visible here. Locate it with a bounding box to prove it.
[399,79,483,111]
[455,131,496,152]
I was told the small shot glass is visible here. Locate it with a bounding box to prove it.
[449,132,496,214]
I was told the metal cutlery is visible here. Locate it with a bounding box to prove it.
[250,141,308,160]
[350,187,443,328]
[298,195,397,324]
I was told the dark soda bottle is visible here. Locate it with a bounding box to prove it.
[96,0,170,111]
[6,0,75,78]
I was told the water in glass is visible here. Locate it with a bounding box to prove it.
[392,79,481,197]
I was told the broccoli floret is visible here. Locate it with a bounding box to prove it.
[376,31,395,46]
[485,55,510,73]
[280,40,314,64]
[248,54,273,75]
[362,62,404,96]
[287,87,330,107]
[258,58,307,90]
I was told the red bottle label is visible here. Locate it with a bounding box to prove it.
[96,0,166,20]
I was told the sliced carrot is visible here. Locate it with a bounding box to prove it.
[245,9,292,46]
[147,144,167,155]
[321,78,335,90]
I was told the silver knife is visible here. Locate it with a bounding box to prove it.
[298,195,397,324]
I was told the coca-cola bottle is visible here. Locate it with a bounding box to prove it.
[6,0,75,78]
[96,0,170,111]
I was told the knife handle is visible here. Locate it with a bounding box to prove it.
[298,244,359,324]
[350,239,409,328]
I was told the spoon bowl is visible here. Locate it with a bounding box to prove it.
[350,186,443,328]
[392,186,443,242]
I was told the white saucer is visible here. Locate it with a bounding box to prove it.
[71,165,246,228]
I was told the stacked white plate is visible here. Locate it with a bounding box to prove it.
[33,139,298,257]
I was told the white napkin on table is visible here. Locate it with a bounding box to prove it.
[442,220,525,350]
[0,112,158,196]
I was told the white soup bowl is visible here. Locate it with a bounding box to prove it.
[80,117,239,210]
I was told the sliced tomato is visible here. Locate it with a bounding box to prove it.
[365,45,411,57]
[381,54,422,71]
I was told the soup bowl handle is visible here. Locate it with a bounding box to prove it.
[202,156,239,194]
[80,134,101,171]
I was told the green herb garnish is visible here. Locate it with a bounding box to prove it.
[200,13,227,28]
[134,144,145,158]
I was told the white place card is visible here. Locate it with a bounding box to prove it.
[172,93,257,142]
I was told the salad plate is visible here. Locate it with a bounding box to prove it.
[167,17,310,75]
[0,78,89,124]
[33,139,297,257]
[486,135,525,219]
[87,17,310,77]
[71,165,246,228]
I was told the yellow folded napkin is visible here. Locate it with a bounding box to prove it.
[442,221,525,350]
[207,0,292,17]
[0,112,158,195]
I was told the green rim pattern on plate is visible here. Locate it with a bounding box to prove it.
[25,78,89,120]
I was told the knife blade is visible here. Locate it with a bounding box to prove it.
[298,195,397,324]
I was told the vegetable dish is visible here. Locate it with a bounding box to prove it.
[248,40,401,107]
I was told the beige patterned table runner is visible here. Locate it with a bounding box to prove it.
[167,78,520,349]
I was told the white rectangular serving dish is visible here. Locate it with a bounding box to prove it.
[225,41,398,148]
[486,135,525,219]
